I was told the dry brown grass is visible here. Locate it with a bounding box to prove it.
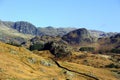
[0,42,90,80]
[58,61,118,80]
[0,42,119,80]
[70,52,113,68]
[0,42,60,79]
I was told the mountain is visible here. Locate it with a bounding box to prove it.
[1,21,38,35]
[0,20,33,44]
[1,20,117,38]
[0,20,75,44]
[62,28,95,44]
[1,20,76,36]
[89,30,117,38]
[2,21,14,28]
[12,21,38,35]
[37,26,76,36]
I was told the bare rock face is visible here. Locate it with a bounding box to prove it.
[62,28,95,44]
[0,21,27,44]
[1,21,38,35]
[13,21,38,35]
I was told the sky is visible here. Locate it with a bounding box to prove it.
[0,0,120,32]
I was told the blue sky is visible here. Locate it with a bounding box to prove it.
[0,0,120,32]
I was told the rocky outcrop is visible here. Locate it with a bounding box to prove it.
[62,28,95,44]
[0,21,29,44]
[43,41,72,58]
[13,21,38,35]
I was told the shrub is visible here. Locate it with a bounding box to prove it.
[43,41,71,58]
[105,63,120,68]
[79,47,95,52]
[43,42,53,50]
[111,49,120,53]
[54,48,71,58]
[29,43,44,51]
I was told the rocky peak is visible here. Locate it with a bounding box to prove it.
[13,21,37,35]
[62,28,94,44]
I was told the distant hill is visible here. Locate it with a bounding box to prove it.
[62,28,95,44]
[89,30,117,38]
[0,20,119,47]
[2,21,38,35]
[38,26,76,36]
[0,20,33,44]
[97,33,120,53]
[0,20,76,44]
[1,20,117,38]
[12,21,38,35]
[1,20,76,36]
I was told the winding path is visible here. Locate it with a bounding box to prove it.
[52,58,99,80]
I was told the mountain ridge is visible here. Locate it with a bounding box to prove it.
[1,20,118,37]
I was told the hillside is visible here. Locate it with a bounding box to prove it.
[97,33,120,53]
[38,26,76,36]
[0,21,33,44]
[62,28,95,45]
[0,41,119,80]
[89,30,117,38]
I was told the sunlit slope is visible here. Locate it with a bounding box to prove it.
[0,23,33,39]
[0,42,87,80]
[0,42,61,80]
[58,61,117,80]
[0,42,118,80]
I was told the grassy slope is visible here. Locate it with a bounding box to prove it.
[0,42,118,80]
[0,24,33,39]
[0,42,62,80]
[0,42,85,80]
[58,61,117,80]
[70,52,113,68]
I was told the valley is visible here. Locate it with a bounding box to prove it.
[0,20,120,80]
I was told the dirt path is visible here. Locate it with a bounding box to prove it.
[52,59,99,80]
